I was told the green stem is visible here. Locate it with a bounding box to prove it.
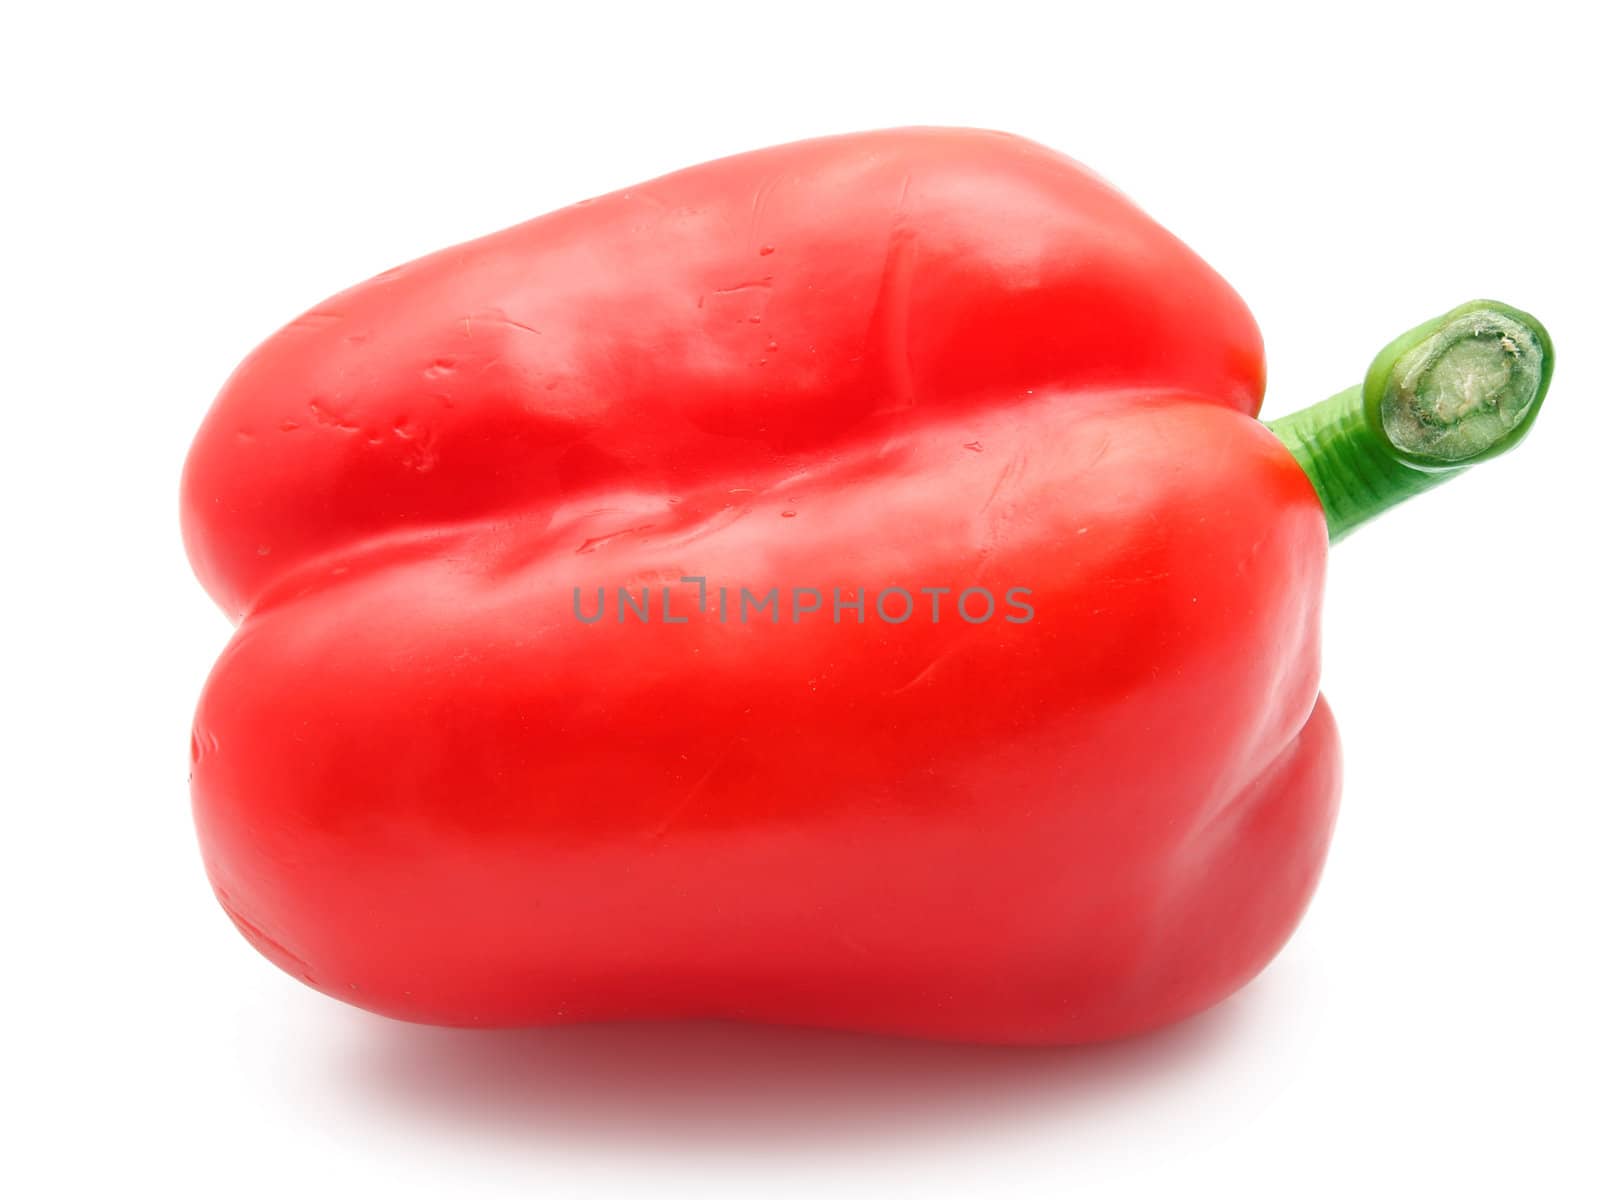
[1267,300,1554,541]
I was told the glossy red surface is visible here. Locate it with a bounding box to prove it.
[183,128,1337,1043]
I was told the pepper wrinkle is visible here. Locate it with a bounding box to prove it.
[887,645,965,697]
[711,279,774,294]
[866,225,919,414]
[648,741,739,842]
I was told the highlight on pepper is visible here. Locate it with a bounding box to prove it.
[180,127,1553,1045]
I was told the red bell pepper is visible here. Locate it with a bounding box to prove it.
[182,128,1552,1043]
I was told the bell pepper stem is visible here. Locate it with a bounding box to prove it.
[1267,300,1554,542]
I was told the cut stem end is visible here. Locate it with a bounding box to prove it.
[1268,300,1553,541]
[1371,305,1548,470]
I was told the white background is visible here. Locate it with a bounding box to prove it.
[5,2,1596,1196]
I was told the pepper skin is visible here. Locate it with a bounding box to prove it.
[182,128,1549,1044]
